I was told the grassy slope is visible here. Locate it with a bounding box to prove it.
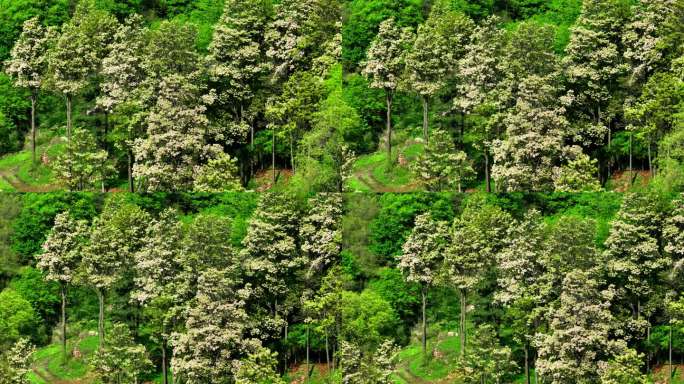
[0,134,64,192]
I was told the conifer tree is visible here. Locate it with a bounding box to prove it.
[4,17,54,164]
[37,211,88,364]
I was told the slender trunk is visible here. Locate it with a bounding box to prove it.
[629,131,633,182]
[66,95,72,143]
[670,320,673,381]
[524,344,530,384]
[484,150,491,193]
[97,288,105,350]
[386,91,393,165]
[647,141,653,177]
[162,338,168,384]
[61,284,67,365]
[422,96,429,143]
[250,120,254,178]
[306,323,310,384]
[421,286,428,359]
[325,331,330,371]
[534,360,538,384]
[460,112,465,142]
[30,92,37,165]
[128,149,134,192]
[272,127,276,184]
[459,289,466,358]
[290,132,295,174]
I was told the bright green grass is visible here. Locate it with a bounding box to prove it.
[372,162,412,187]
[28,335,99,383]
[0,140,64,187]
[346,176,372,192]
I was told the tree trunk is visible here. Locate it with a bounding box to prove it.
[250,121,254,179]
[30,91,37,165]
[272,127,276,184]
[524,344,530,384]
[66,95,73,143]
[61,284,67,365]
[162,338,168,384]
[306,323,310,384]
[421,286,428,359]
[647,141,653,177]
[422,96,429,143]
[290,132,295,174]
[325,331,330,371]
[629,131,633,183]
[670,320,673,381]
[128,149,134,192]
[484,150,491,193]
[459,289,466,358]
[386,91,393,165]
[97,288,105,350]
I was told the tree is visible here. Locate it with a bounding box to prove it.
[37,211,88,363]
[397,212,449,358]
[47,1,118,142]
[361,18,413,165]
[132,209,183,384]
[171,269,262,383]
[52,128,114,191]
[462,324,517,384]
[491,75,572,192]
[405,9,473,142]
[98,14,148,192]
[444,197,511,358]
[0,289,40,347]
[454,16,506,191]
[0,338,34,384]
[300,193,343,275]
[603,193,667,339]
[4,17,54,164]
[234,348,286,384]
[132,74,222,191]
[562,0,630,146]
[207,0,271,149]
[623,0,684,85]
[241,192,303,336]
[338,339,398,384]
[553,151,602,192]
[495,210,547,383]
[81,198,150,349]
[193,153,243,192]
[411,129,474,192]
[91,323,153,384]
[536,270,642,383]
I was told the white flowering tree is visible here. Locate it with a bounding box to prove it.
[0,338,35,384]
[300,193,343,275]
[4,17,54,164]
[90,323,153,384]
[411,129,474,192]
[81,198,150,349]
[52,128,114,191]
[398,212,449,358]
[37,211,88,363]
[362,18,413,164]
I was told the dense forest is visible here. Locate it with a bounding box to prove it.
[0,0,682,193]
[0,192,682,383]
[1,0,684,383]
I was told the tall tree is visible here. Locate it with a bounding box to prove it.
[81,198,150,349]
[405,9,472,142]
[4,17,54,164]
[454,16,506,191]
[47,1,118,142]
[171,269,262,383]
[536,270,645,383]
[444,198,511,358]
[52,128,114,191]
[603,193,667,340]
[98,14,148,192]
[132,74,222,191]
[361,18,413,165]
[397,213,449,359]
[496,210,547,384]
[90,323,153,384]
[462,324,516,384]
[300,193,344,275]
[132,209,183,384]
[0,338,34,384]
[207,0,271,152]
[37,211,88,364]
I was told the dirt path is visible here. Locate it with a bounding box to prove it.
[355,166,420,193]
[0,166,58,192]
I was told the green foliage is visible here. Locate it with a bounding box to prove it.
[8,267,59,324]
[0,0,68,61]
[339,289,400,350]
[341,0,423,69]
[10,193,97,263]
[0,288,43,346]
[369,193,455,263]
[367,267,420,324]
